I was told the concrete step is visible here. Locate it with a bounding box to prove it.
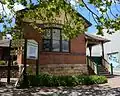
[99,70,110,73]
[98,69,107,72]
[99,71,112,78]
[99,71,110,74]
[89,64,112,77]
[98,67,111,77]
[99,72,111,75]
[99,74,114,78]
[99,73,110,76]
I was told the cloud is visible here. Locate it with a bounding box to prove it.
[0,3,25,31]
[0,3,10,15]
[70,0,76,5]
[0,3,25,16]
[70,0,79,10]
[13,3,25,11]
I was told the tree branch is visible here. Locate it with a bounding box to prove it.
[81,0,100,20]
[109,7,118,18]
[106,12,110,19]
[92,14,99,25]
[1,3,13,29]
[114,0,120,13]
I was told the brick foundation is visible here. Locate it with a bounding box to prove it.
[36,64,87,75]
[27,63,88,75]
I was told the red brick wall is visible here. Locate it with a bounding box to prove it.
[19,24,88,75]
[40,34,86,65]
[0,48,3,59]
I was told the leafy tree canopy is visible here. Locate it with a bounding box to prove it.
[0,0,120,39]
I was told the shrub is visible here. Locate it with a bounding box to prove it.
[0,61,6,65]
[27,67,33,75]
[76,75,107,85]
[19,74,107,87]
[89,75,107,84]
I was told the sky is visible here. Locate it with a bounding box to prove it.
[70,0,100,33]
[76,0,120,34]
[0,0,120,34]
[0,3,25,32]
[77,5,97,33]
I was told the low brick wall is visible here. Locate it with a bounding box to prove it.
[39,64,88,75]
[0,65,19,78]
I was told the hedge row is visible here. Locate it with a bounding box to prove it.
[20,73,107,87]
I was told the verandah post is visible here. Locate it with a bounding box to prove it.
[7,40,12,84]
[101,42,104,58]
[23,39,28,87]
[110,63,113,75]
[89,46,92,58]
[36,42,40,75]
[96,63,99,75]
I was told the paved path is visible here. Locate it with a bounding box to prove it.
[99,75,120,88]
[0,76,120,96]
[0,78,17,83]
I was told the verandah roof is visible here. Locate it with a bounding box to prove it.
[85,33,110,47]
[0,40,10,47]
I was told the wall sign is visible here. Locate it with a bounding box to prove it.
[108,52,120,68]
[27,40,38,60]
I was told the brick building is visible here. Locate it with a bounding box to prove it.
[13,1,93,75]
[0,1,111,76]
[17,23,90,75]
[0,30,110,76]
[17,28,110,76]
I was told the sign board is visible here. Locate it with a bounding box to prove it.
[27,40,38,60]
[108,52,120,68]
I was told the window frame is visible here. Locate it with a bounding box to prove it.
[42,27,70,53]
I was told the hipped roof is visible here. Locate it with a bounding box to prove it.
[17,1,92,27]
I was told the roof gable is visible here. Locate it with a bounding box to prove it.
[17,1,92,27]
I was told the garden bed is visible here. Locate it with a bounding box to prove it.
[20,73,107,88]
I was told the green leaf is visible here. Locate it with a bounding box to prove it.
[79,1,84,7]
[96,25,103,35]
[106,1,112,6]
[99,16,105,23]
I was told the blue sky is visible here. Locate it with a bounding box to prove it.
[0,0,120,34]
[77,6,97,33]
[76,0,120,34]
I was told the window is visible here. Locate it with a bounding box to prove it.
[62,40,69,52]
[52,29,60,51]
[43,28,70,52]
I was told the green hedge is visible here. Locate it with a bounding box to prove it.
[20,73,107,87]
